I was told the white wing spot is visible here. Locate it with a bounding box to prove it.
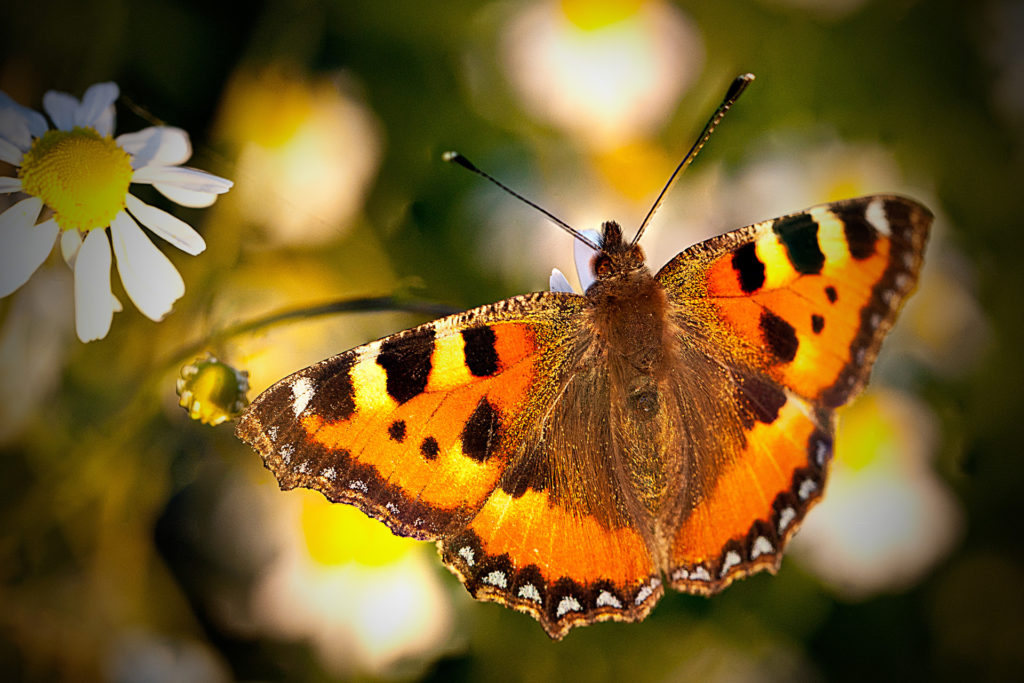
[322,467,337,481]
[518,583,542,603]
[690,566,711,582]
[870,312,882,329]
[278,444,294,464]
[751,536,775,559]
[385,502,399,515]
[719,550,742,578]
[778,506,797,532]
[349,479,368,493]
[865,198,891,236]
[855,347,867,366]
[798,478,818,501]
[815,439,830,466]
[267,426,279,441]
[556,595,582,618]
[296,461,308,474]
[596,590,622,609]
[672,567,689,581]
[634,577,661,605]
[458,546,475,567]
[483,570,508,588]
[290,377,315,417]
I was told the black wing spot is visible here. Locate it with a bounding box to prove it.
[731,242,766,293]
[377,328,435,404]
[304,355,356,422]
[462,326,499,377]
[735,373,787,429]
[388,420,407,442]
[420,436,440,460]
[760,309,799,362]
[833,204,878,260]
[811,314,825,334]
[773,213,825,275]
[461,397,501,462]
[825,285,838,303]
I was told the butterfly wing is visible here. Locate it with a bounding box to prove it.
[236,291,662,639]
[655,195,931,593]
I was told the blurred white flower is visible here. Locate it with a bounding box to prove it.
[793,390,962,599]
[105,629,229,683]
[0,82,232,341]
[246,488,453,677]
[501,0,703,148]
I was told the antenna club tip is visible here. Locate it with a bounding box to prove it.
[442,150,478,172]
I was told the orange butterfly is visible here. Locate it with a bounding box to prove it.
[236,75,931,639]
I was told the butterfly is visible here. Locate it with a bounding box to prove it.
[235,75,931,639]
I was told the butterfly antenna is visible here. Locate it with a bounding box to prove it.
[443,151,602,251]
[630,73,755,246]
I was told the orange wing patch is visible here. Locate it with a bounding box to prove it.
[441,488,662,640]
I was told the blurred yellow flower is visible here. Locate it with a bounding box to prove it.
[217,65,382,246]
[177,354,250,426]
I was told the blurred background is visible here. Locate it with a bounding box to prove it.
[1,0,1021,680]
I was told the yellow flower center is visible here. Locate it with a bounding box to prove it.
[561,0,644,30]
[18,127,133,231]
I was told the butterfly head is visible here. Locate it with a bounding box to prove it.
[590,220,647,282]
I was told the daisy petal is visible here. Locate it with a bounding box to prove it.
[61,228,82,266]
[153,183,218,208]
[117,127,192,168]
[0,92,48,140]
[76,82,119,135]
[0,176,23,193]
[109,211,184,321]
[0,197,54,297]
[125,194,206,255]
[132,165,233,194]
[549,267,574,293]
[0,107,34,152]
[43,90,78,131]
[74,228,115,342]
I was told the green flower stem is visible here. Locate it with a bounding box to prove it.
[171,295,461,371]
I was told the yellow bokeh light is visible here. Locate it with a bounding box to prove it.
[299,490,417,567]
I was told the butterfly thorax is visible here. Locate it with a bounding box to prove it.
[586,221,667,377]
[582,221,676,525]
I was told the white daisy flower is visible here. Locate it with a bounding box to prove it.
[0,82,232,342]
